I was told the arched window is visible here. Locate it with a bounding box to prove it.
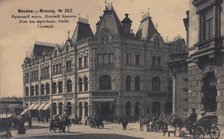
[66,45,69,53]
[58,102,63,115]
[126,76,131,91]
[35,85,39,96]
[58,81,63,94]
[46,83,50,94]
[52,82,57,94]
[78,78,82,92]
[41,84,44,95]
[152,77,160,91]
[126,101,131,116]
[30,86,34,96]
[99,75,111,90]
[79,102,83,118]
[84,76,88,91]
[84,102,88,117]
[66,102,72,115]
[135,76,140,91]
[67,80,72,93]
[101,35,109,45]
[52,102,57,115]
[25,87,29,96]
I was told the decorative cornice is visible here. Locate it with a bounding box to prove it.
[192,0,210,7]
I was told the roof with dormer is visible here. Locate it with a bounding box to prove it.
[135,13,158,41]
[95,4,122,37]
[30,41,60,59]
[71,18,94,43]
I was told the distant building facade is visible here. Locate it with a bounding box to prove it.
[0,97,23,118]
[22,5,186,120]
[187,0,224,124]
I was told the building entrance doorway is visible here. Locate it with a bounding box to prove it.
[93,102,114,120]
[202,72,217,112]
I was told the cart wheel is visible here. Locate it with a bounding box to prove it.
[193,126,205,139]
[209,126,220,139]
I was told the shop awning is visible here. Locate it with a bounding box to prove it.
[31,104,39,110]
[28,103,36,110]
[21,108,29,116]
[38,103,46,110]
[92,98,115,102]
[42,102,51,110]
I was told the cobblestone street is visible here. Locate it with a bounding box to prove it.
[5,122,223,139]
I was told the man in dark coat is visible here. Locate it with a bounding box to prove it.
[122,117,128,130]
[188,108,197,124]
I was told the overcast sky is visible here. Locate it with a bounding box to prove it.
[0,0,189,97]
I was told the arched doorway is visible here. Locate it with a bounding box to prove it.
[58,102,63,115]
[66,102,72,115]
[202,72,217,112]
[79,102,83,118]
[152,102,160,115]
[84,102,88,117]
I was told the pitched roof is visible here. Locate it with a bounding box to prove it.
[95,5,122,37]
[71,18,94,43]
[30,41,58,58]
[135,13,158,41]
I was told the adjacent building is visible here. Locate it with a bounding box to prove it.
[22,4,186,120]
[187,0,224,124]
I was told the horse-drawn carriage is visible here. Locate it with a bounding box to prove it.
[88,116,104,128]
[49,115,71,132]
[180,115,220,139]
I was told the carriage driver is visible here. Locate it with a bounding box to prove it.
[188,108,197,124]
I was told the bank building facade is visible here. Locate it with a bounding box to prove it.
[187,0,224,125]
[22,5,186,120]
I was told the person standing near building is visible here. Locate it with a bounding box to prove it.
[188,108,197,124]
[122,117,128,130]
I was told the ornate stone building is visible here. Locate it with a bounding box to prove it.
[22,5,185,120]
[187,0,224,124]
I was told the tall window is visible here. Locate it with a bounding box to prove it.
[58,81,63,94]
[84,76,88,91]
[99,75,111,90]
[127,54,131,64]
[201,8,213,41]
[84,56,88,68]
[152,77,160,91]
[67,80,72,93]
[103,54,108,64]
[46,83,50,94]
[126,76,131,91]
[35,85,39,96]
[31,86,34,96]
[78,77,82,92]
[25,87,29,96]
[157,57,161,66]
[135,76,140,91]
[41,84,44,95]
[66,60,72,71]
[79,58,82,68]
[109,53,113,64]
[52,82,57,94]
[97,54,103,64]
[136,55,140,65]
